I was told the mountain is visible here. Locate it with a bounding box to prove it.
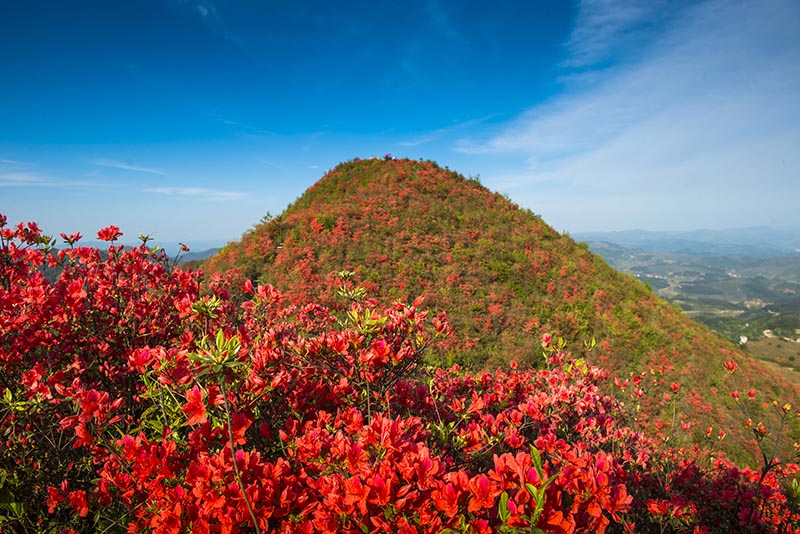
[574,228,800,257]
[179,247,220,263]
[202,157,800,463]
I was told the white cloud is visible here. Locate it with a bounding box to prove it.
[0,172,44,185]
[0,172,110,189]
[562,0,669,68]
[93,159,166,176]
[144,186,246,202]
[398,116,493,147]
[456,0,800,230]
[0,158,29,166]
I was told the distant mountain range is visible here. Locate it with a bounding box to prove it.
[179,247,220,263]
[75,240,221,263]
[574,227,800,257]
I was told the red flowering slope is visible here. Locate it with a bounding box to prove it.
[202,157,800,462]
[1,215,798,532]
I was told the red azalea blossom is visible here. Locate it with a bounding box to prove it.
[68,490,89,517]
[46,486,66,513]
[182,385,207,426]
[96,224,123,241]
[467,474,494,512]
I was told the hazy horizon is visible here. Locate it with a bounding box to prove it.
[2,0,798,241]
[47,223,798,255]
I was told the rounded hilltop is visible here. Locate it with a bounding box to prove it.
[203,157,800,462]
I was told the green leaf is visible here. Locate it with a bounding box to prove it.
[9,500,25,518]
[530,445,543,472]
[498,491,510,523]
[497,491,511,524]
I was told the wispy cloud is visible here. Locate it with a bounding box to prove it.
[302,131,325,152]
[562,0,669,68]
[196,1,248,51]
[424,0,462,42]
[0,172,44,186]
[219,118,276,136]
[0,158,29,166]
[144,186,246,202]
[93,159,166,176]
[398,116,495,147]
[456,0,800,229]
[397,1,462,81]
[0,172,110,189]
[257,158,284,169]
[166,1,248,51]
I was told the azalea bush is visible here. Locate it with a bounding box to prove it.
[1,214,799,533]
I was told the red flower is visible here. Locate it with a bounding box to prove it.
[433,311,451,336]
[343,476,369,515]
[432,482,461,518]
[67,279,87,301]
[467,474,494,512]
[60,231,82,245]
[723,359,737,373]
[96,225,122,241]
[241,279,254,294]
[541,333,553,347]
[47,485,66,513]
[647,499,670,515]
[230,411,251,445]
[367,474,392,506]
[182,385,207,426]
[128,348,154,373]
[68,489,89,517]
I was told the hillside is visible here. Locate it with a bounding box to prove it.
[202,157,800,462]
[583,241,800,348]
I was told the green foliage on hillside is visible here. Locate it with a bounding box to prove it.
[202,157,800,462]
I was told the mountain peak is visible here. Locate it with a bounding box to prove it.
[203,158,800,463]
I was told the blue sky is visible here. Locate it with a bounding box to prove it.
[1,0,798,247]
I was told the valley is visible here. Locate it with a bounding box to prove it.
[580,238,800,371]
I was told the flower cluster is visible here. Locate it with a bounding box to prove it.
[1,215,799,533]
